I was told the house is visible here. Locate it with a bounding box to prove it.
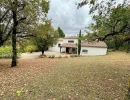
[49,36,107,56]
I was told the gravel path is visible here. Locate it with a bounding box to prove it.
[20,51,70,59]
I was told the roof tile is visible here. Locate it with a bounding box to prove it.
[81,41,107,48]
[60,43,77,48]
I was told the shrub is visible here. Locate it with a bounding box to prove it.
[125,80,130,100]
[39,54,47,58]
[57,55,62,58]
[0,46,21,58]
[51,55,55,58]
[70,54,78,57]
[48,55,55,58]
[25,45,37,53]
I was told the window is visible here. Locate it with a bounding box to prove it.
[68,40,74,43]
[82,49,88,53]
[58,44,61,47]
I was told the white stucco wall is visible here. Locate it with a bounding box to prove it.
[49,38,78,52]
[49,38,107,56]
[49,41,66,52]
[80,47,107,56]
[63,39,78,44]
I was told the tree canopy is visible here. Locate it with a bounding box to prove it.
[57,27,65,38]
[78,0,130,41]
[78,0,130,52]
[30,23,59,55]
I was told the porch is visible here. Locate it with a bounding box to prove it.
[60,43,77,54]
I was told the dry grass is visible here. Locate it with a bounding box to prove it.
[0,51,130,100]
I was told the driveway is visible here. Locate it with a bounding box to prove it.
[20,51,70,59]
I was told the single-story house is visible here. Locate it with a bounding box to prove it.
[49,36,107,56]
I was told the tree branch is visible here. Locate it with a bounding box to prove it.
[0,9,10,22]
[98,23,128,41]
[77,0,88,9]
[3,17,12,33]
[123,36,130,42]
[0,28,13,46]
[18,17,26,23]
[17,4,26,12]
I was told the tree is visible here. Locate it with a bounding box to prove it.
[0,0,50,67]
[0,6,12,46]
[78,30,81,55]
[30,23,58,55]
[57,27,65,37]
[78,0,130,52]
[78,0,130,41]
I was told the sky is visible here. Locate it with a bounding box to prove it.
[48,0,124,36]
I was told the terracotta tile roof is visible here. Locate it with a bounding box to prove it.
[58,38,63,41]
[60,43,77,48]
[63,36,78,39]
[81,41,107,48]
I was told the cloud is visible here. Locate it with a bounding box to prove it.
[48,0,92,36]
[48,0,124,36]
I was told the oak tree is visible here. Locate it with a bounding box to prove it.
[0,0,50,67]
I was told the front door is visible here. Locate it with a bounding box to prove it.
[66,47,69,53]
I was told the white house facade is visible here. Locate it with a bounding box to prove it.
[49,36,107,56]
[49,38,66,52]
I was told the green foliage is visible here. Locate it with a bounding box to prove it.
[30,23,58,54]
[57,27,65,37]
[125,80,130,100]
[48,55,55,58]
[83,0,130,52]
[78,30,81,55]
[70,54,78,57]
[51,55,55,58]
[0,46,21,58]
[0,46,12,58]
[1,0,50,67]
[25,45,37,53]
[39,54,47,58]
[16,88,24,97]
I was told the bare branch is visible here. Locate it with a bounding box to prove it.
[3,17,12,33]
[18,17,26,22]
[0,9,10,22]
[17,4,26,12]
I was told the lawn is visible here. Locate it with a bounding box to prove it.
[0,52,130,100]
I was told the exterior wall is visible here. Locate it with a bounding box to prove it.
[63,39,78,44]
[49,41,66,52]
[49,38,107,56]
[80,47,107,56]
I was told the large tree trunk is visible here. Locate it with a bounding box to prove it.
[11,2,17,67]
[42,50,44,55]
[127,41,130,53]
[0,31,3,46]
[11,29,17,67]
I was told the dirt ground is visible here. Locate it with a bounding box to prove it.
[0,51,130,100]
[20,51,70,59]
